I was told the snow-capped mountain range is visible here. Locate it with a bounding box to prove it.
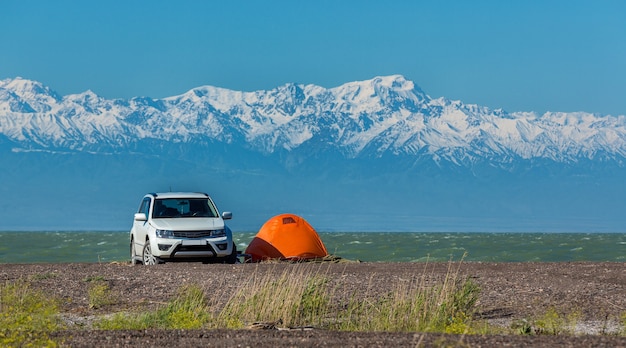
[2,75,626,232]
[1,75,625,167]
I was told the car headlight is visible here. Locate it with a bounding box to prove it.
[156,229,174,238]
[210,229,226,237]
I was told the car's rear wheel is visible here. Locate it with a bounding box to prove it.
[142,239,158,265]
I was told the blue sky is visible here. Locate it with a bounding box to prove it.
[1,0,625,115]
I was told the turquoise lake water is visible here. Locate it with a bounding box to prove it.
[0,231,624,264]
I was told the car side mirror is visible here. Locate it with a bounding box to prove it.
[222,211,232,220]
[134,213,147,221]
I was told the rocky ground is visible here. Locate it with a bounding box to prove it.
[1,261,624,347]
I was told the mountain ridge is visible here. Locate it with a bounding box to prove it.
[2,75,625,168]
[1,76,625,231]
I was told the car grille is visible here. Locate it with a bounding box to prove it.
[172,230,214,238]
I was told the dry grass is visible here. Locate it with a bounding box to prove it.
[94,260,481,333]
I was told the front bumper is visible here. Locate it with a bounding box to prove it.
[151,236,232,259]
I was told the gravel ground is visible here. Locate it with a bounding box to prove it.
[1,261,625,347]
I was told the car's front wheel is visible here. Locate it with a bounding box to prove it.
[130,237,139,265]
[225,244,238,264]
[142,239,159,265]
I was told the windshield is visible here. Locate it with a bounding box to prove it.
[152,198,218,218]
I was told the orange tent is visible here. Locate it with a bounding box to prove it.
[245,214,328,262]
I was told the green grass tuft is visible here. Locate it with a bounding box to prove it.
[29,272,58,281]
[96,284,210,330]
[0,281,63,347]
[513,308,583,336]
[87,281,117,309]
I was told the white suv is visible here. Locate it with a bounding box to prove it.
[130,192,237,265]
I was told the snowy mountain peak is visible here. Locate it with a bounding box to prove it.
[0,77,62,113]
[1,77,61,101]
[371,74,415,90]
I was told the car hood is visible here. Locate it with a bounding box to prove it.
[150,217,224,231]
